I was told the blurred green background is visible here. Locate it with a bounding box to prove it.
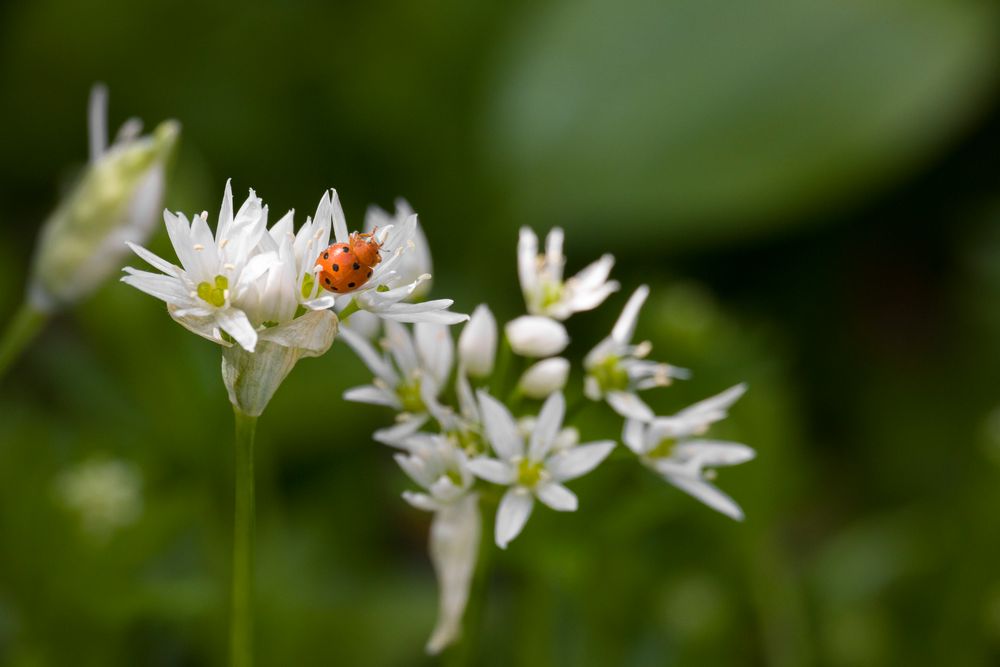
[2,0,1000,664]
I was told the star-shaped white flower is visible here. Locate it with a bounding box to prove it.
[467,391,615,549]
[518,227,619,320]
[341,320,454,418]
[622,384,753,520]
[584,285,689,420]
[365,199,433,300]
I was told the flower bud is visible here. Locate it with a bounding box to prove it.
[28,85,179,312]
[504,315,569,357]
[458,304,497,377]
[518,357,570,399]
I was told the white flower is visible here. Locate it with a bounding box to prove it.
[622,384,753,520]
[394,436,481,654]
[584,285,688,420]
[122,182,339,415]
[55,457,143,540]
[505,315,569,358]
[517,227,619,320]
[341,320,454,417]
[467,391,615,548]
[365,199,433,299]
[457,304,497,378]
[518,357,570,399]
[29,84,179,312]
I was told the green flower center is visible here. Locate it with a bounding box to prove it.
[397,380,425,414]
[444,468,464,488]
[300,272,315,299]
[647,437,676,459]
[196,274,228,308]
[453,428,486,457]
[516,458,544,488]
[590,355,629,393]
[539,280,564,309]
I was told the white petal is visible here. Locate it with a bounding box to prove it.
[256,309,338,356]
[339,327,399,386]
[505,316,569,358]
[88,83,108,162]
[402,491,440,512]
[466,458,516,485]
[665,474,745,521]
[495,488,534,549]
[676,440,756,467]
[126,241,181,277]
[215,307,257,352]
[476,390,524,460]
[678,383,748,421]
[544,227,565,283]
[373,416,428,448]
[343,384,401,408]
[426,494,481,654]
[621,419,647,455]
[535,481,578,512]
[546,441,615,481]
[611,285,649,345]
[120,269,188,303]
[606,391,655,421]
[517,227,539,300]
[330,189,349,244]
[416,322,454,388]
[528,391,565,460]
[384,320,419,376]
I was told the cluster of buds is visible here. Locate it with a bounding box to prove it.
[342,227,756,653]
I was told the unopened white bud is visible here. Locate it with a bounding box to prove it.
[458,304,497,377]
[518,357,570,399]
[504,315,569,358]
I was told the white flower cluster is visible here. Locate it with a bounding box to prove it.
[342,226,756,654]
[123,183,465,416]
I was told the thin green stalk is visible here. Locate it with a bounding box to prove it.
[231,408,257,667]
[0,303,47,381]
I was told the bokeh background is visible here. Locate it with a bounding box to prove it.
[2,0,1000,664]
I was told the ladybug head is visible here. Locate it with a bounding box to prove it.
[350,229,383,267]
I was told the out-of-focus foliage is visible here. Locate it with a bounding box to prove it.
[0,0,999,665]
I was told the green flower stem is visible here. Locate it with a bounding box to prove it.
[338,298,361,323]
[231,408,257,667]
[490,336,513,398]
[0,303,47,382]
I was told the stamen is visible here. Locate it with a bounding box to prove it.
[193,244,205,251]
[220,238,230,249]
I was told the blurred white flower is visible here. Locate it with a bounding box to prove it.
[394,435,480,655]
[55,458,143,540]
[29,84,179,312]
[458,304,497,378]
[467,391,614,548]
[517,227,619,320]
[122,182,339,415]
[365,199,433,299]
[505,315,569,358]
[341,320,453,417]
[518,357,570,399]
[584,285,688,420]
[623,385,753,520]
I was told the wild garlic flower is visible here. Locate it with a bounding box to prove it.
[54,457,143,540]
[122,182,339,415]
[584,285,689,420]
[517,227,619,320]
[365,199,433,299]
[623,385,753,520]
[28,84,179,312]
[467,391,615,549]
[341,320,454,418]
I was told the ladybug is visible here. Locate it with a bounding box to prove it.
[315,230,383,293]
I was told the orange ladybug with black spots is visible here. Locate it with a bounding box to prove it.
[315,230,383,294]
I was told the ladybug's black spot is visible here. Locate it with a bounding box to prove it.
[367,270,373,277]
[332,264,339,272]
[324,277,331,285]
[353,262,360,270]
[323,252,329,259]
[342,247,351,254]
[348,282,356,288]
